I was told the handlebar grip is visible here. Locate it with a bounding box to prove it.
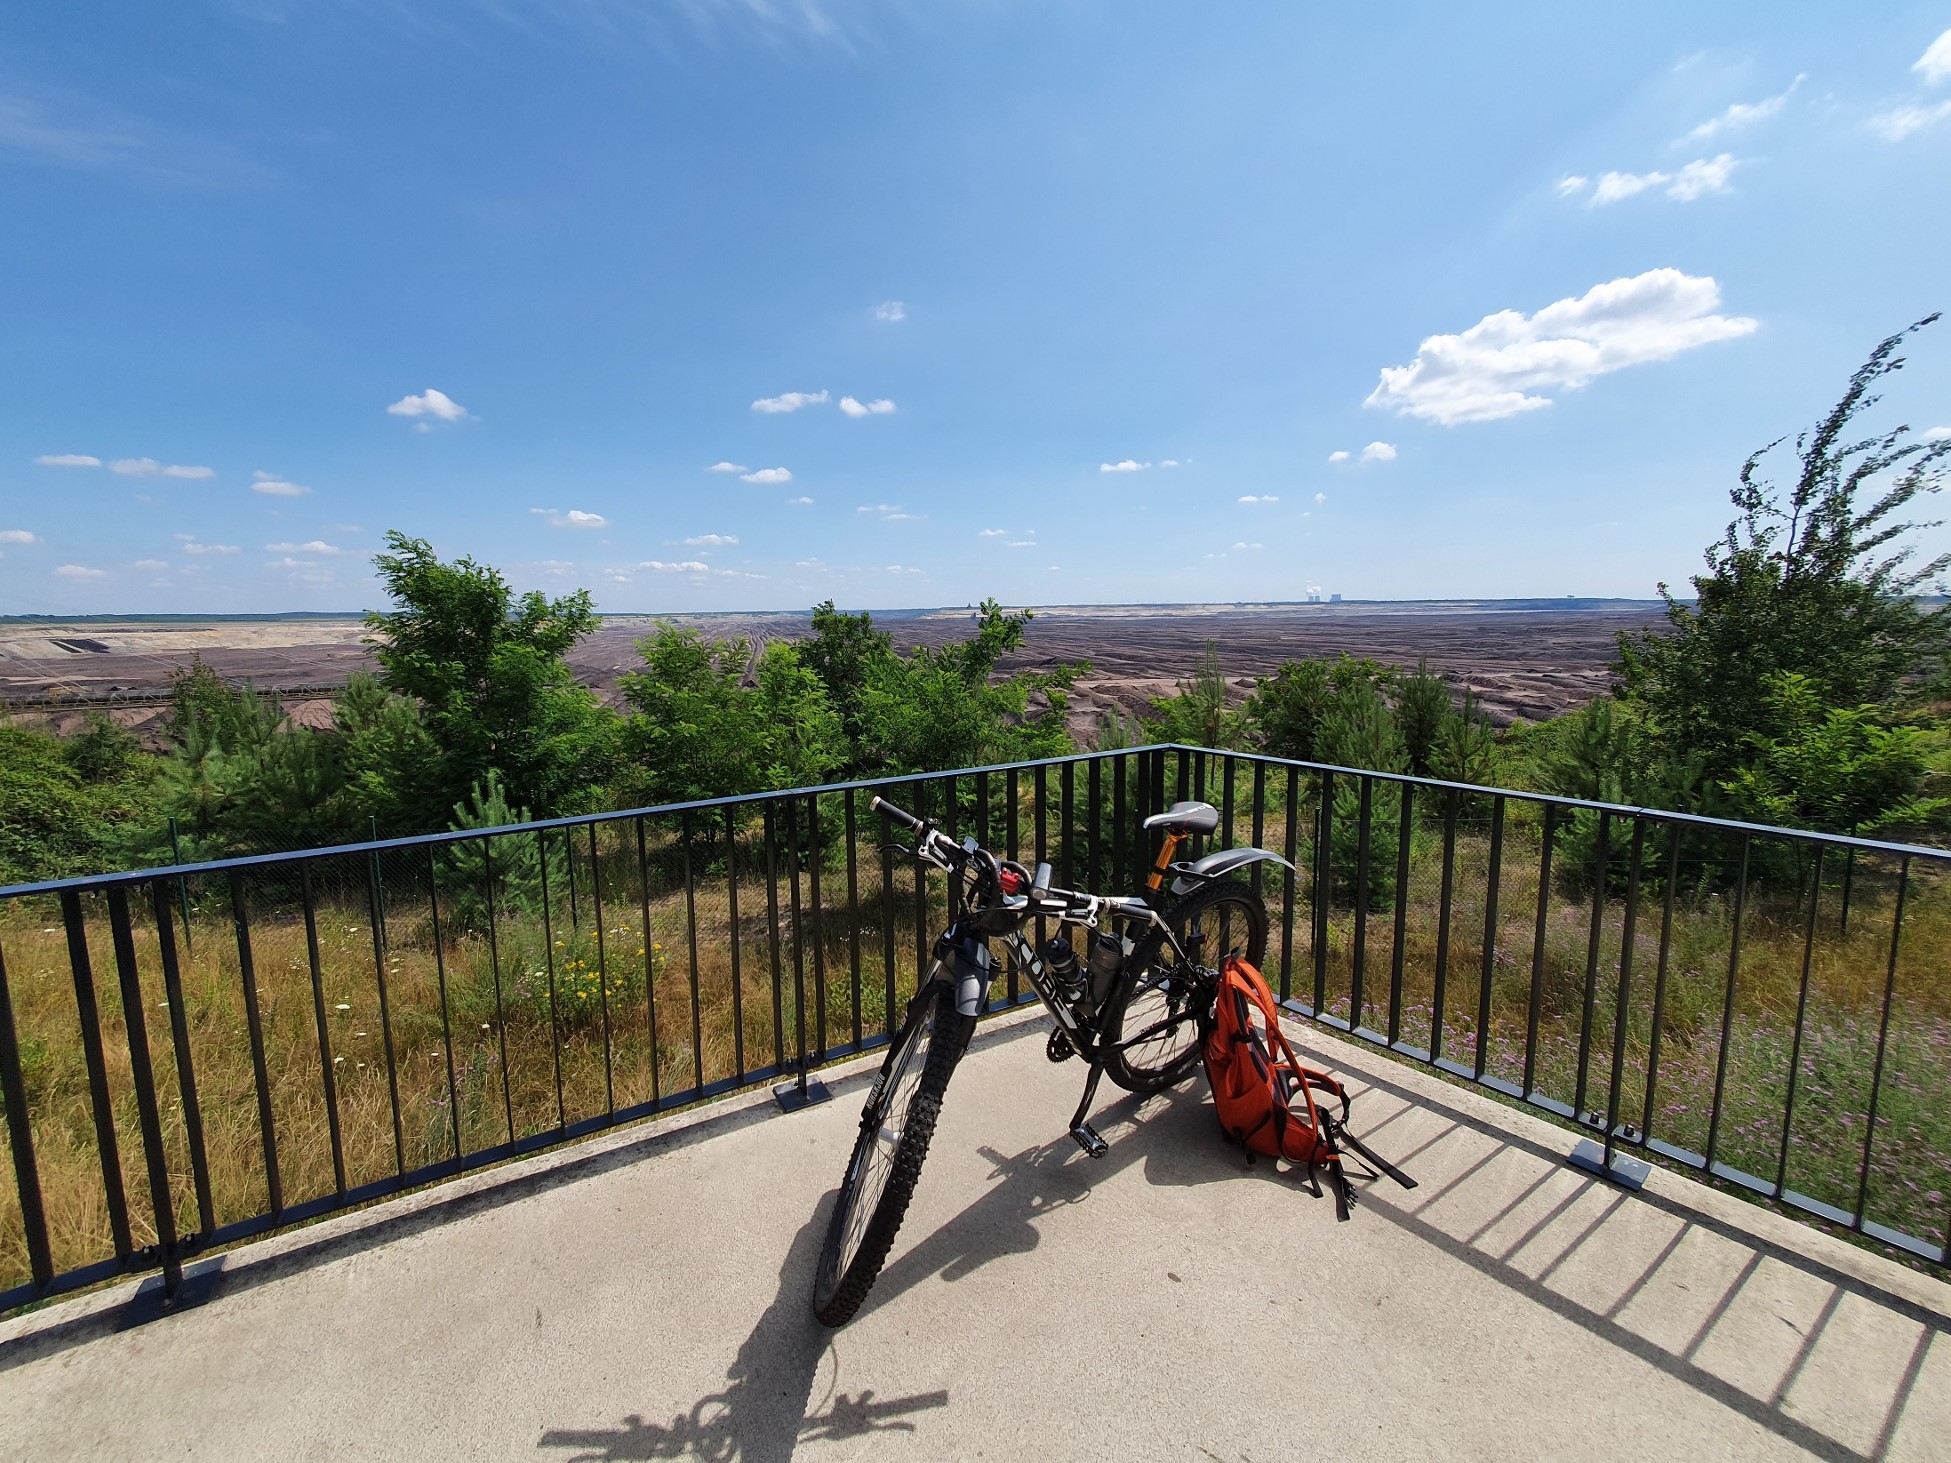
[870,795,923,832]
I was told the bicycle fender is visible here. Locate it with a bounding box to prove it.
[946,935,993,1020]
[1169,846,1295,897]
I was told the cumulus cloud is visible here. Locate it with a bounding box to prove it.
[1159,459,1181,468]
[163,464,214,479]
[386,388,468,422]
[0,529,37,544]
[1365,268,1757,425]
[838,395,897,417]
[979,528,1009,537]
[1915,29,1951,86]
[872,300,906,322]
[1681,76,1803,143]
[55,564,107,579]
[741,467,792,484]
[1555,175,1588,198]
[1237,495,1279,504]
[683,533,738,547]
[706,461,748,474]
[1871,100,1951,141]
[1007,540,1035,549]
[1360,441,1397,463]
[785,495,814,505]
[1925,426,1951,442]
[1232,542,1263,551]
[885,565,921,574]
[1099,459,1149,472]
[108,457,207,477]
[857,503,913,521]
[132,559,167,571]
[640,559,709,574]
[552,510,607,529]
[181,541,240,555]
[1314,492,1327,505]
[251,472,311,497]
[35,453,100,467]
[264,540,344,555]
[752,390,828,413]
[1586,154,1737,204]
[1327,450,1351,463]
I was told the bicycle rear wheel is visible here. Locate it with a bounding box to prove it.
[1103,879,1267,1094]
[813,980,967,1326]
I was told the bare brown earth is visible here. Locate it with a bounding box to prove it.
[0,600,1666,741]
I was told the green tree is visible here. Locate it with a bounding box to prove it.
[1146,641,1245,748]
[0,725,158,882]
[799,600,895,765]
[1392,658,1451,777]
[1246,653,1393,763]
[1315,677,1408,909]
[1617,317,1951,776]
[366,532,618,817]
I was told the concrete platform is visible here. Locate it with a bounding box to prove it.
[1,1010,1947,1462]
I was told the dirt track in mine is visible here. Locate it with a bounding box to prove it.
[3,601,1664,740]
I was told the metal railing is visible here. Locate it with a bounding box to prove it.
[1,745,1946,1312]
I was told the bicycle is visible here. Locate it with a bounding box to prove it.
[812,792,1292,1326]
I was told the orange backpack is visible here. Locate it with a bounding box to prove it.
[1201,956,1416,1217]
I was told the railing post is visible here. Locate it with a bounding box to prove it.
[167,816,193,953]
[106,887,183,1301]
[774,796,831,1111]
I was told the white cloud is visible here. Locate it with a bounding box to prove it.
[132,559,167,571]
[1924,426,1951,442]
[640,559,710,573]
[1919,28,1951,85]
[108,457,159,476]
[1365,268,1757,425]
[1159,459,1181,468]
[0,529,37,544]
[885,565,921,574]
[548,509,607,529]
[838,395,897,417]
[531,560,575,575]
[1099,459,1149,472]
[785,495,814,505]
[265,540,344,555]
[683,533,738,547]
[386,388,468,422]
[181,541,240,556]
[979,528,1009,537]
[1360,441,1397,463]
[1007,540,1036,549]
[857,503,913,520]
[1871,100,1951,140]
[741,467,792,484]
[706,461,748,474]
[1314,492,1327,505]
[1327,450,1351,463]
[1681,76,1802,143]
[55,564,106,579]
[872,300,906,322]
[796,558,826,569]
[35,453,99,468]
[1232,542,1263,551]
[251,472,311,497]
[1589,154,1736,204]
[162,463,214,480]
[1556,175,1588,198]
[752,390,828,414]
[1237,495,1279,504]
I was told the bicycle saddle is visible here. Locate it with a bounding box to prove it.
[1142,800,1219,836]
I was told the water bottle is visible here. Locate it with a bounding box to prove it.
[1087,932,1124,1012]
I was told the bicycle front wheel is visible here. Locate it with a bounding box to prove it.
[1103,879,1268,1094]
[813,980,966,1326]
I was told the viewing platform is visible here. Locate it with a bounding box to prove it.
[2,1008,1945,1462]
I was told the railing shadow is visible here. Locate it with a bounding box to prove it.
[536,1208,947,1463]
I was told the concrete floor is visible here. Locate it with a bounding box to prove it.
[1,1011,1947,1462]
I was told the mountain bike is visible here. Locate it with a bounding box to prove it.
[812,792,1293,1326]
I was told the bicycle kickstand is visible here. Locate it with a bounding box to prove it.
[1067,1057,1110,1159]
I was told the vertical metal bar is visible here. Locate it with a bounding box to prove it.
[1571,812,1612,1120]
[1113,756,1128,893]
[1007,768,1022,1004]
[1033,768,1049,952]
[425,849,462,1162]
[0,939,54,1291]
[1087,758,1102,893]
[299,867,348,1194]
[726,808,746,1077]
[1222,756,1237,851]
[1176,746,1190,805]
[59,889,131,1258]
[1060,761,1075,890]
[1855,858,1910,1227]
[1703,836,1752,1170]
[764,803,786,1072]
[683,811,706,1095]
[588,823,614,1116]
[808,794,829,1059]
[564,826,580,931]
[151,880,213,1236]
[368,821,388,953]
[1602,821,1645,1167]
[1524,805,1557,1097]
[911,780,930,993]
[1250,761,1266,901]
[845,791,861,1050]
[167,815,193,953]
[482,840,516,1146]
[228,875,282,1210]
[785,800,809,1096]
[1774,845,1826,1197]
[1388,782,1414,1048]
[1641,824,1683,1143]
[1839,849,1855,936]
[105,888,180,1296]
[1429,791,1459,1060]
[1350,777,1373,1029]
[1313,770,1333,1015]
[365,858,406,1174]
[1190,747,1204,821]
[1280,767,1298,1003]
[537,832,567,1132]
[880,794,898,1034]
[635,817,663,1108]
[1474,797,1506,1082]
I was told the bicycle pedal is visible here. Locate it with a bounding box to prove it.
[1046,1029,1075,1064]
[1069,1124,1109,1159]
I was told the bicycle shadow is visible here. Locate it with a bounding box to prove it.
[536,1205,948,1462]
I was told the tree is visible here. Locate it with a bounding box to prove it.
[1246,654,1393,762]
[1146,641,1246,748]
[1617,317,1951,777]
[366,532,618,817]
[799,600,895,766]
[1392,658,1451,777]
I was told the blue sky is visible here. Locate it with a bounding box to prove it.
[2,2,1949,615]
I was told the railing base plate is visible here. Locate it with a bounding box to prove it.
[1568,1139,1650,1191]
[772,1079,833,1113]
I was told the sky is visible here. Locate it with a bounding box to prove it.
[2,2,1950,615]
